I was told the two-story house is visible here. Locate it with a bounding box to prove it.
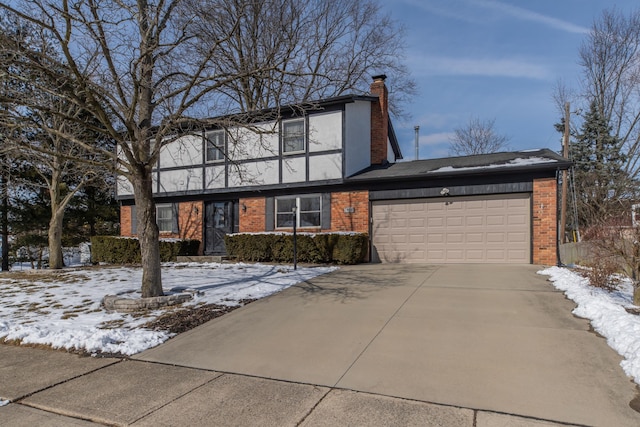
[117,75,570,265]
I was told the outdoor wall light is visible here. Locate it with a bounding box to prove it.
[242,203,247,212]
[440,188,450,196]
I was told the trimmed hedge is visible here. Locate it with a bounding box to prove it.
[90,236,200,264]
[224,233,368,265]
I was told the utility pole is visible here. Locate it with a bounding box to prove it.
[560,102,570,244]
[414,126,420,160]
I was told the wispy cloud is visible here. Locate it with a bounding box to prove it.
[401,0,589,34]
[473,0,589,34]
[410,55,551,80]
[402,0,482,24]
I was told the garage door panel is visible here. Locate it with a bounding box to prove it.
[508,232,527,243]
[372,194,530,264]
[486,249,507,261]
[427,217,444,227]
[508,214,527,225]
[466,233,484,243]
[427,233,444,243]
[487,215,506,226]
[408,218,425,228]
[466,216,483,226]
[446,233,464,244]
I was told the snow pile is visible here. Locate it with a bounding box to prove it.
[539,266,640,384]
[0,262,337,356]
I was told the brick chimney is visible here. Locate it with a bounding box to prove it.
[370,74,389,165]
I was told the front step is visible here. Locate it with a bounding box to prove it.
[176,255,230,263]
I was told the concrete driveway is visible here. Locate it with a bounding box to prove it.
[136,264,640,426]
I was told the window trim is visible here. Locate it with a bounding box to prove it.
[156,203,174,233]
[282,118,306,154]
[275,194,321,229]
[205,130,226,163]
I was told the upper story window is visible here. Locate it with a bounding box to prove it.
[156,204,174,233]
[275,195,321,228]
[206,130,225,162]
[282,119,305,153]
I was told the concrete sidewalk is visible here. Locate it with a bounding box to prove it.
[2,264,640,426]
[0,344,579,427]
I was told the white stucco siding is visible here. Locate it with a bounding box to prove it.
[228,160,279,187]
[282,157,306,183]
[159,134,202,168]
[151,172,159,194]
[117,175,133,196]
[308,111,342,152]
[158,168,203,193]
[309,154,342,181]
[227,123,279,161]
[344,101,371,177]
[387,140,396,163]
[205,165,226,189]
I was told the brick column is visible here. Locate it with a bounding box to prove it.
[370,74,389,165]
[532,177,558,265]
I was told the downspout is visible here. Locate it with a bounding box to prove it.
[556,168,562,267]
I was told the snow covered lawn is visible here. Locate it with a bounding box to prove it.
[0,262,336,356]
[540,266,640,385]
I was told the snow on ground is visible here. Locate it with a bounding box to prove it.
[0,262,336,356]
[539,266,640,385]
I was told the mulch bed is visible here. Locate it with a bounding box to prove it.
[143,299,256,334]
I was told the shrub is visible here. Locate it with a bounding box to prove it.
[581,257,620,291]
[224,232,368,265]
[91,236,200,264]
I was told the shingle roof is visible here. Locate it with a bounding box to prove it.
[347,148,570,181]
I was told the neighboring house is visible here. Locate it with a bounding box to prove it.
[117,75,570,265]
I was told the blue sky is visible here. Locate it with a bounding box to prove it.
[382,0,639,160]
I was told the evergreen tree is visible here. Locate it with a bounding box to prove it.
[570,100,630,227]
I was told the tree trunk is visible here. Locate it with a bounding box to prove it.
[133,167,163,298]
[48,207,65,269]
[635,286,640,306]
[1,168,8,272]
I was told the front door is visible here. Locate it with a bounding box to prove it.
[204,201,234,255]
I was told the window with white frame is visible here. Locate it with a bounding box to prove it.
[156,204,173,232]
[276,195,321,228]
[206,130,225,162]
[282,119,305,153]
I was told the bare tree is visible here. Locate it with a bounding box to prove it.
[448,117,510,156]
[578,8,640,178]
[187,0,416,117]
[0,0,412,297]
[0,16,109,269]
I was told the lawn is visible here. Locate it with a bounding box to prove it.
[0,262,336,356]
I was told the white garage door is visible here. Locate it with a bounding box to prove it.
[372,194,531,263]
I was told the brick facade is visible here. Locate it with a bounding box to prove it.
[176,201,203,241]
[370,75,388,165]
[120,205,133,237]
[239,197,266,232]
[532,177,558,265]
[330,191,369,233]
[237,192,370,234]
[120,201,203,242]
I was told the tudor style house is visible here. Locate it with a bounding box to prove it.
[117,75,570,265]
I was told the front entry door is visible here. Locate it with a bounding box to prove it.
[205,201,234,255]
